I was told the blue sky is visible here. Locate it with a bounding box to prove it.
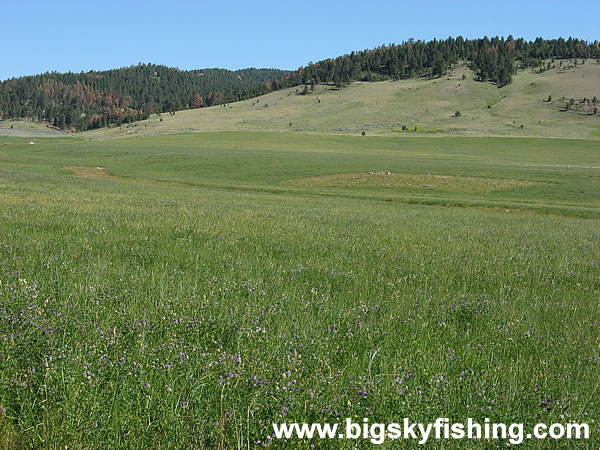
[2,0,598,80]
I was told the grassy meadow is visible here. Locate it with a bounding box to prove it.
[0,132,599,447]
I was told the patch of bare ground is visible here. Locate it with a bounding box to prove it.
[284,172,539,193]
[65,166,188,186]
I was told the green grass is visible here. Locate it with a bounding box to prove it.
[1,133,599,218]
[0,132,599,447]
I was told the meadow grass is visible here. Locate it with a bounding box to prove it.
[0,132,599,447]
[2,132,599,218]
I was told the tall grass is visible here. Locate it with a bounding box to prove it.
[0,133,599,447]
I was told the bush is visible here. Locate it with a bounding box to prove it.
[454,111,461,117]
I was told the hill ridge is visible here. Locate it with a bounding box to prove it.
[1,36,599,135]
[79,62,600,140]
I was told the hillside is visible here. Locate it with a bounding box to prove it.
[2,36,599,134]
[82,61,600,140]
[0,64,288,130]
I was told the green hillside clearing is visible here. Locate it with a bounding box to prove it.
[79,62,600,140]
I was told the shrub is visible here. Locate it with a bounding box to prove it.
[454,111,461,117]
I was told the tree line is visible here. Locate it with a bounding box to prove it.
[0,65,287,130]
[275,36,600,89]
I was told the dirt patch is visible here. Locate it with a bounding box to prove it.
[284,172,539,193]
[67,166,122,181]
[65,166,188,187]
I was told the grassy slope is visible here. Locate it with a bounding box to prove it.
[81,61,600,140]
[0,119,66,137]
[0,131,599,447]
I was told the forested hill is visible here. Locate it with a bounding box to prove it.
[0,65,287,131]
[2,37,599,132]
[278,36,600,89]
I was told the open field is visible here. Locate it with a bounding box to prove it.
[0,132,599,447]
[75,61,600,140]
[2,132,598,218]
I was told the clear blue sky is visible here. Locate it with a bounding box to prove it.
[2,0,598,81]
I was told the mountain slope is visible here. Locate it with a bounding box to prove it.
[2,36,599,134]
[0,64,288,130]
[82,61,600,140]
